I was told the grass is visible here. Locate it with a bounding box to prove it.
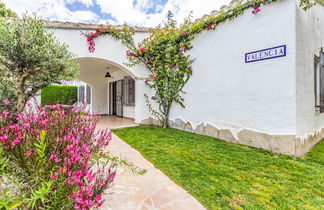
[112,126,324,210]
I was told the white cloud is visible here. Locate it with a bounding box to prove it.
[3,0,233,26]
[2,0,99,22]
[65,0,94,7]
[95,0,232,26]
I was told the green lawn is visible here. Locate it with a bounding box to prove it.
[113,126,324,210]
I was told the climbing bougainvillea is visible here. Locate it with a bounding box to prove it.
[83,31,99,52]
[82,0,313,127]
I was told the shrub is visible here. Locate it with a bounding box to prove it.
[41,85,78,106]
[0,15,79,113]
[0,100,116,209]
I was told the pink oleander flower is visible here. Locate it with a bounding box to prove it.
[12,138,21,146]
[2,110,9,115]
[50,153,60,162]
[95,195,102,202]
[0,136,8,143]
[0,102,115,209]
[26,150,33,157]
[3,99,10,105]
[51,172,58,179]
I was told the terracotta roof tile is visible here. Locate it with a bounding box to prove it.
[43,20,151,32]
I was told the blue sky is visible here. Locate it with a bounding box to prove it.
[3,0,231,26]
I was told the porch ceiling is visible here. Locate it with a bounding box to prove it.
[74,57,134,84]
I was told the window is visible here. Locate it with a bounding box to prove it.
[315,48,324,112]
[123,76,135,106]
[78,85,85,103]
[86,85,91,104]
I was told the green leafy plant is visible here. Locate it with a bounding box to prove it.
[41,85,78,106]
[300,0,317,10]
[34,130,47,166]
[27,180,53,209]
[0,189,23,210]
[0,1,17,18]
[0,147,8,172]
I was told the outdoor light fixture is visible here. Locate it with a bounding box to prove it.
[105,72,111,78]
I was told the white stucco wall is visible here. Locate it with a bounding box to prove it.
[51,27,149,78]
[296,2,324,138]
[167,0,297,136]
[49,0,318,138]
[51,27,150,118]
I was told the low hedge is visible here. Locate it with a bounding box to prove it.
[41,85,77,105]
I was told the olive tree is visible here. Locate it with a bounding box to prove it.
[0,15,79,112]
[0,1,17,18]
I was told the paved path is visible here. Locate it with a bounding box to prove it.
[97,119,205,210]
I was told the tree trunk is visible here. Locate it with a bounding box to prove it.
[162,105,170,128]
[16,76,27,113]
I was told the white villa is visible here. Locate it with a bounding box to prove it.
[44,0,324,157]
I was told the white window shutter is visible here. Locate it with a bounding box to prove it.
[320,49,324,112]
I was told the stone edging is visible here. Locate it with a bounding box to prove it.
[140,118,323,157]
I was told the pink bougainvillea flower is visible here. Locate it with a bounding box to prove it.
[188,67,193,75]
[252,6,261,15]
[150,75,157,79]
[2,110,9,115]
[206,23,216,30]
[126,50,133,56]
[139,48,146,53]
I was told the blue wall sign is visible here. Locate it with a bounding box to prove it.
[245,45,286,63]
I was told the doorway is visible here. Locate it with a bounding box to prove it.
[109,80,123,117]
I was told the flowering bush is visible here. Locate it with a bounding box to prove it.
[0,100,116,209]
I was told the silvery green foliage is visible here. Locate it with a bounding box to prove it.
[0,14,79,112]
[0,1,17,18]
[0,66,16,113]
